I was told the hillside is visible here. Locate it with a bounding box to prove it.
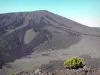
[0,10,100,75]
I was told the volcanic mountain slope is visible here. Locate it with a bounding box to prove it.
[0,10,100,68]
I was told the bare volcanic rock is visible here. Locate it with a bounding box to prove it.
[0,10,83,68]
[0,10,100,69]
[12,65,100,75]
[54,67,100,75]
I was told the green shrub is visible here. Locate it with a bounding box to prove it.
[10,73,15,75]
[64,57,85,69]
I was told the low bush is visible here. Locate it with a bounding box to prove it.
[64,57,85,69]
[10,73,15,75]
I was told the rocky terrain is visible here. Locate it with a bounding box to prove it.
[9,61,100,75]
[0,10,100,75]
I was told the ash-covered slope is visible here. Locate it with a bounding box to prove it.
[0,10,100,68]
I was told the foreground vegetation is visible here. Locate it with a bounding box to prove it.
[64,57,85,69]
